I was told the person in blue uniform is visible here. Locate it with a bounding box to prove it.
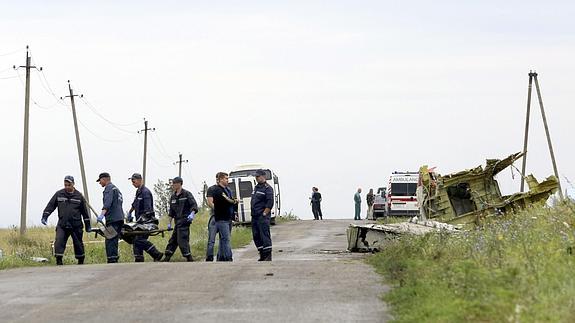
[41,175,91,265]
[162,176,198,262]
[126,173,163,262]
[97,172,124,263]
[250,169,274,261]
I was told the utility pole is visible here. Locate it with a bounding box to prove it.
[520,71,563,199]
[138,119,155,186]
[174,153,188,177]
[62,81,90,205]
[520,72,534,192]
[15,46,40,236]
[533,72,563,199]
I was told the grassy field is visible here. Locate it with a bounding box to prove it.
[368,200,575,323]
[0,208,253,269]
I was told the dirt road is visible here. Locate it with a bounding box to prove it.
[0,220,390,322]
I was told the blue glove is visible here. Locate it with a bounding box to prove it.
[167,222,172,230]
[97,212,105,223]
[187,211,196,223]
[41,217,47,226]
[126,211,133,222]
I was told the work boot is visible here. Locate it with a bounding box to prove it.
[205,255,214,262]
[260,250,272,262]
[77,257,84,265]
[134,255,145,263]
[153,252,164,262]
[148,247,163,262]
[186,255,194,262]
[162,254,171,262]
[56,256,63,266]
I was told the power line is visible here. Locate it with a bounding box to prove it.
[77,118,137,143]
[0,47,25,57]
[79,97,139,133]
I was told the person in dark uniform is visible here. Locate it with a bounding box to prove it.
[41,175,91,265]
[97,172,124,263]
[310,187,323,220]
[251,169,274,261]
[206,172,238,262]
[126,173,163,262]
[163,176,199,262]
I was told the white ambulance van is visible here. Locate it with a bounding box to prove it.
[227,164,281,224]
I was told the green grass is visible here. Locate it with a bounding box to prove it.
[367,201,575,323]
[0,208,253,269]
[275,210,300,224]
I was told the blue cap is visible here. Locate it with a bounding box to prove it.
[172,176,183,184]
[64,175,75,183]
[255,169,266,177]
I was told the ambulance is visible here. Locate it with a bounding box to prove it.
[387,171,420,216]
[227,164,281,224]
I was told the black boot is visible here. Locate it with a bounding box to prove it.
[257,250,264,261]
[77,257,84,265]
[205,255,214,262]
[153,252,164,262]
[260,250,272,261]
[162,254,171,262]
[186,255,194,262]
[56,256,63,266]
[135,255,145,263]
[148,247,163,262]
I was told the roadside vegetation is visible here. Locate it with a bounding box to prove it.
[368,201,575,323]
[0,208,253,270]
[276,210,300,223]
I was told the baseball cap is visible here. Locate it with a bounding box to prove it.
[172,176,183,184]
[64,175,75,184]
[129,173,143,180]
[97,172,110,182]
[255,169,266,177]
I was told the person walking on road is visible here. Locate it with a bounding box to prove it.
[310,187,323,220]
[163,176,199,262]
[354,188,362,220]
[251,169,274,261]
[97,172,125,264]
[366,188,375,220]
[41,175,91,265]
[126,173,163,262]
[206,172,238,262]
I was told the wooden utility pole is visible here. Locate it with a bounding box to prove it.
[174,153,188,177]
[138,119,155,186]
[533,73,563,199]
[63,81,90,204]
[16,47,39,236]
[520,72,534,192]
[520,71,563,199]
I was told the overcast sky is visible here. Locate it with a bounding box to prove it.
[0,0,574,227]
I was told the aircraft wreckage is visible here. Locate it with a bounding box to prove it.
[348,152,559,252]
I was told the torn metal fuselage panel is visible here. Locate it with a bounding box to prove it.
[417,152,559,227]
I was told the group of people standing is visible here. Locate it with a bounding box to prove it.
[41,169,275,265]
[354,187,376,220]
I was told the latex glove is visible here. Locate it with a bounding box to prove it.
[97,212,105,223]
[126,211,134,222]
[41,217,48,226]
[167,222,172,230]
[187,211,196,223]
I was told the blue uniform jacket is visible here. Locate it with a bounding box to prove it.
[251,182,274,217]
[103,183,124,223]
[132,186,154,220]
